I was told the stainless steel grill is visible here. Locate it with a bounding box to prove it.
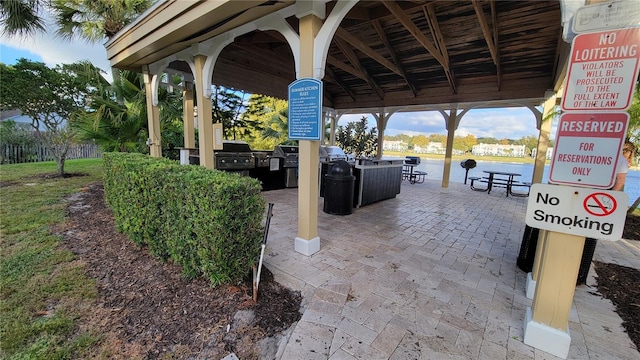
[273,145,299,168]
[320,145,348,163]
[252,151,272,168]
[214,141,255,173]
[273,145,298,188]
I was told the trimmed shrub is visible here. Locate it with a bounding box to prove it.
[102,152,265,286]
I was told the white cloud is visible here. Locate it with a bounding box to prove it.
[0,11,112,82]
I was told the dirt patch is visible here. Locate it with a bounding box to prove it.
[28,172,89,180]
[0,181,19,188]
[55,183,301,359]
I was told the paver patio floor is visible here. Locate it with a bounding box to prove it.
[259,180,639,360]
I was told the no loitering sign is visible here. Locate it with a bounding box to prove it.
[549,112,629,188]
[525,184,628,241]
[562,27,640,112]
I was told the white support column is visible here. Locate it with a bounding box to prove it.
[142,67,161,157]
[294,4,324,256]
[194,55,214,169]
[442,108,458,188]
[183,81,195,149]
[372,110,391,159]
[524,232,585,359]
[532,92,557,184]
[328,110,337,145]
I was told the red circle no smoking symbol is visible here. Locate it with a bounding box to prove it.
[583,193,617,216]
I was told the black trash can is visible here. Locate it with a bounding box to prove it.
[323,160,355,215]
[517,225,540,273]
[577,238,598,285]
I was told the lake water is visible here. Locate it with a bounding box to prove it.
[405,158,640,206]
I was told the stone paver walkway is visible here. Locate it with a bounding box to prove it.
[259,180,639,360]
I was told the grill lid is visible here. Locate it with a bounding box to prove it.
[217,140,253,153]
[273,145,299,157]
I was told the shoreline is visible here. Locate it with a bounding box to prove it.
[383,151,640,171]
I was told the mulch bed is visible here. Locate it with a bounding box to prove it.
[593,212,640,352]
[593,261,640,352]
[54,183,301,359]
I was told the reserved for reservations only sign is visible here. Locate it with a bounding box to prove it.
[549,112,629,189]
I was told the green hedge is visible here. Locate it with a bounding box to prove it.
[102,152,265,286]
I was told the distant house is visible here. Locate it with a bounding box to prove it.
[472,143,526,157]
[383,140,408,152]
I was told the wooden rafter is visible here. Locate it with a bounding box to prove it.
[335,37,385,100]
[424,4,456,94]
[383,2,456,94]
[335,27,402,76]
[472,0,502,89]
[382,2,445,65]
[327,55,368,81]
[325,67,356,102]
[372,19,418,97]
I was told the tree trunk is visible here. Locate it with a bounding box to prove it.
[57,157,65,176]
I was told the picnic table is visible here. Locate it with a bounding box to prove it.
[402,163,426,184]
[469,170,530,197]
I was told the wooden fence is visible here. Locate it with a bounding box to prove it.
[0,144,102,164]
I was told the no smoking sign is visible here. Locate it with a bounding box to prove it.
[525,184,628,241]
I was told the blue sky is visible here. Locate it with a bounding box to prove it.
[1,21,553,141]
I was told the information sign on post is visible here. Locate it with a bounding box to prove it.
[561,27,640,112]
[288,78,323,140]
[549,112,629,188]
[525,184,628,241]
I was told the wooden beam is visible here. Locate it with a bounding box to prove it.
[372,19,418,97]
[335,27,402,76]
[327,55,368,81]
[472,0,502,89]
[424,4,456,94]
[382,1,446,66]
[490,0,502,90]
[335,37,385,100]
[330,76,553,110]
[325,67,356,102]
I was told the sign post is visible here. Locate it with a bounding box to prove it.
[525,13,639,359]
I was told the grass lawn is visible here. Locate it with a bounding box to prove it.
[0,158,103,359]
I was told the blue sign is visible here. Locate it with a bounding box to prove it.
[288,78,322,140]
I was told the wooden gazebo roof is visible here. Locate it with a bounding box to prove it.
[107,0,570,111]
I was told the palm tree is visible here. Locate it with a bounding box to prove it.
[0,0,46,37]
[262,108,289,143]
[72,69,184,156]
[1,0,151,41]
[51,0,152,41]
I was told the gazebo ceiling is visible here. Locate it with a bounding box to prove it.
[107,0,569,111]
